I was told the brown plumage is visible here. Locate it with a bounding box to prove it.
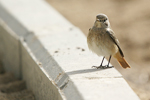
[87,14,130,69]
[113,51,130,69]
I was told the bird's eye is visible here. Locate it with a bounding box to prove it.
[104,19,106,22]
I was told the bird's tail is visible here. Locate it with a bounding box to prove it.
[114,52,130,69]
[117,57,130,69]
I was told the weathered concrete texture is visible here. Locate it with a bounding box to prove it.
[21,40,63,100]
[73,77,137,100]
[20,33,83,100]
[0,4,30,37]
[0,0,140,100]
[0,19,20,79]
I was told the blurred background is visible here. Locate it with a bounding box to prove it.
[46,0,150,99]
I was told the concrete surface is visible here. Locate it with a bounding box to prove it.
[0,0,140,100]
[0,19,20,78]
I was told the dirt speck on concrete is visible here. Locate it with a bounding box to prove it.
[54,51,59,53]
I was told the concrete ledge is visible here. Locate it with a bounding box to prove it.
[0,0,140,100]
[0,18,20,78]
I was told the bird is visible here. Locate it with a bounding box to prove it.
[87,13,130,69]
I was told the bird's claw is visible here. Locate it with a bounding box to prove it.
[92,65,114,69]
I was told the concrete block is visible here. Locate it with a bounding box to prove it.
[0,4,30,37]
[0,0,140,100]
[21,41,63,100]
[20,33,84,100]
[0,19,20,78]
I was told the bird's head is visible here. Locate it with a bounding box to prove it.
[94,13,110,28]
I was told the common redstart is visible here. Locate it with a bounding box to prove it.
[87,14,130,69]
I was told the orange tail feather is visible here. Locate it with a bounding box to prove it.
[113,51,131,69]
[117,57,130,69]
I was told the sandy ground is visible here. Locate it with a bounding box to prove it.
[46,0,150,99]
[0,62,35,100]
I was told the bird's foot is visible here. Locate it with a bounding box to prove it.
[92,65,114,69]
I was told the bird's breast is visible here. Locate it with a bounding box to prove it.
[87,29,118,56]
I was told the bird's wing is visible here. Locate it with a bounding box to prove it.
[106,29,124,57]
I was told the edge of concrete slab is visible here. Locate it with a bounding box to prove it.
[0,0,140,100]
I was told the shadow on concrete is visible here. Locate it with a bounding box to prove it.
[66,67,113,75]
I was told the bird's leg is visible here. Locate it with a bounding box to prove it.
[100,56,105,67]
[92,56,106,69]
[92,56,113,69]
[106,55,113,68]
